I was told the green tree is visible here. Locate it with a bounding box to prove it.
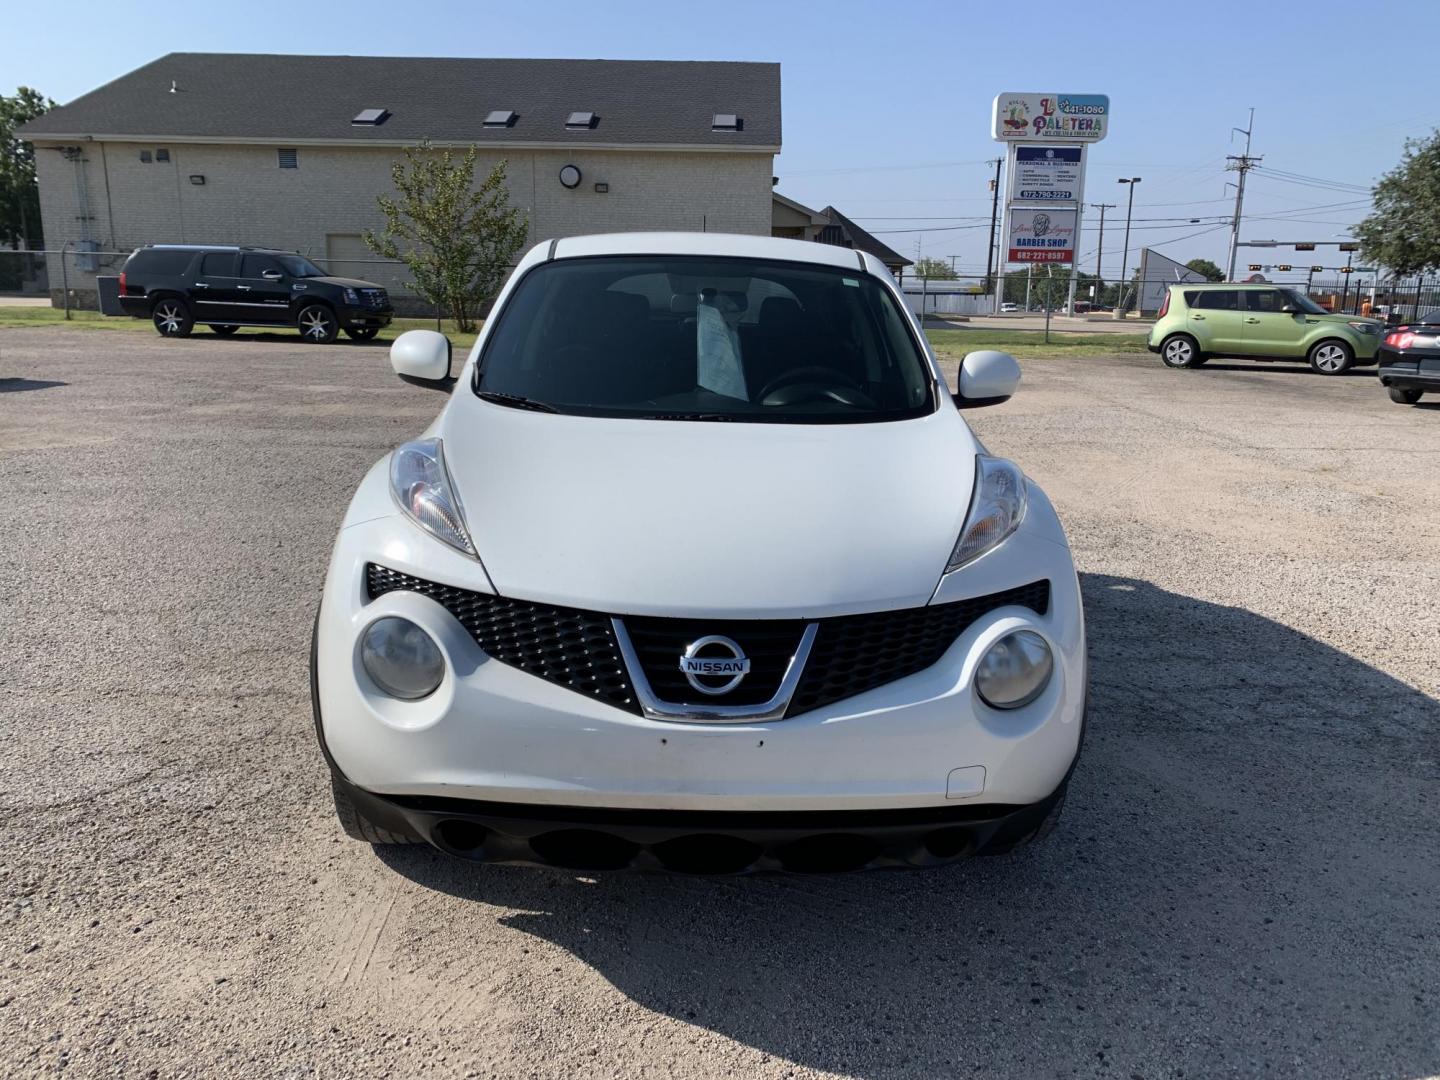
[365,141,529,332]
[0,87,55,248]
[911,257,957,280]
[1185,257,1225,282]
[1356,130,1440,276]
[1001,266,1104,310]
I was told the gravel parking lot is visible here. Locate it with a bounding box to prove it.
[2,327,1437,1079]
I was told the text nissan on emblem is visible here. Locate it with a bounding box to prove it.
[678,635,752,695]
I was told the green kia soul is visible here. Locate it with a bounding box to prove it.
[1148,284,1383,375]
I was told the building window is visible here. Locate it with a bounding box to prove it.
[156,148,170,162]
[139,150,152,163]
[277,148,298,169]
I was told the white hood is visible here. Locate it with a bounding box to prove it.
[440,401,977,618]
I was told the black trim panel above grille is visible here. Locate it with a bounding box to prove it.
[365,565,1048,719]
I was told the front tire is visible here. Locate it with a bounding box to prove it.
[1308,339,1354,375]
[345,326,380,342]
[297,304,339,344]
[1389,387,1423,404]
[208,324,239,336]
[1160,333,1203,369]
[152,298,193,337]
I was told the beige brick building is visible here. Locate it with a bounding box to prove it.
[22,54,781,309]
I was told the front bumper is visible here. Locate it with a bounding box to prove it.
[315,476,1086,821]
[338,305,393,329]
[332,771,1073,871]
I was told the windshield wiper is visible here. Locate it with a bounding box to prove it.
[478,390,558,413]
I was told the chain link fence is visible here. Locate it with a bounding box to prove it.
[8,246,1440,334]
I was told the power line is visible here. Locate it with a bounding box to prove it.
[780,158,992,177]
[1250,171,1370,196]
[852,198,1371,224]
[1258,167,1370,192]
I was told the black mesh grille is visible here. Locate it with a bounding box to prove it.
[622,616,809,707]
[365,565,1047,719]
[365,564,637,713]
[789,580,1050,714]
[360,288,389,309]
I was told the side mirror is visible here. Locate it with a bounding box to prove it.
[1280,303,1298,314]
[390,329,454,390]
[261,269,284,282]
[954,350,1020,409]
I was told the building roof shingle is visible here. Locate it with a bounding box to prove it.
[818,206,912,269]
[20,53,781,151]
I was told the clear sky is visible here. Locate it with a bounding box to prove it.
[8,0,1437,279]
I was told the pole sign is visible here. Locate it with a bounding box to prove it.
[993,93,1110,142]
[1011,146,1084,202]
[1007,208,1077,264]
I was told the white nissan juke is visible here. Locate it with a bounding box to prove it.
[313,232,1086,873]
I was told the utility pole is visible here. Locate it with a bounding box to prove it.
[1092,203,1115,301]
[1225,109,1261,282]
[1116,178,1141,316]
[983,157,1002,297]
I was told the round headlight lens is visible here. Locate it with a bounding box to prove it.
[360,617,445,700]
[975,630,1053,710]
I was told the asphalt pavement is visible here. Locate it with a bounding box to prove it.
[1,326,1437,1079]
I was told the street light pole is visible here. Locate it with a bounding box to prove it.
[1116,178,1141,316]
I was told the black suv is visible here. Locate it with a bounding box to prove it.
[117,244,393,343]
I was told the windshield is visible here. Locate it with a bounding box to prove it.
[475,256,935,423]
[1281,289,1328,315]
[277,254,326,278]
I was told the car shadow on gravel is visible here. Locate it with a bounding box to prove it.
[377,573,1440,1078]
[191,331,383,347]
[0,377,67,393]
[1197,361,1374,377]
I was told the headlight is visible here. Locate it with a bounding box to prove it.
[947,455,1027,571]
[389,438,475,555]
[1347,321,1379,334]
[975,630,1053,709]
[360,616,445,700]
[343,287,360,305]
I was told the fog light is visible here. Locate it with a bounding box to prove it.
[360,616,444,700]
[975,630,1052,709]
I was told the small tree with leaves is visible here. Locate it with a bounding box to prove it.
[1356,130,1440,276]
[911,257,958,280]
[365,141,529,331]
[1185,258,1224,282]
[0,87,55,249]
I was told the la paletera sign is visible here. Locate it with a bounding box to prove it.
[993,93,1110,142]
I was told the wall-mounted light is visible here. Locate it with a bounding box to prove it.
[189,175,206,185]
[558,164,582,189]
[593,182,609,194]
